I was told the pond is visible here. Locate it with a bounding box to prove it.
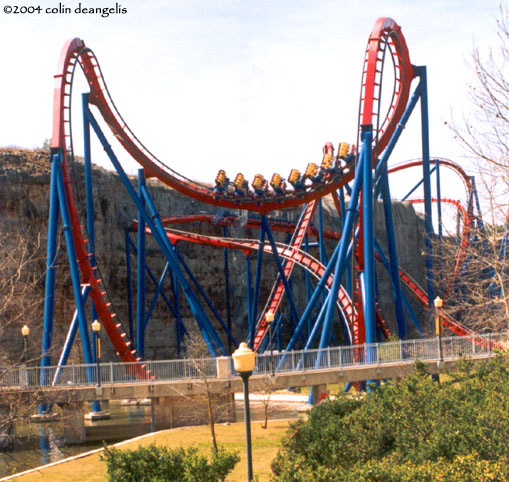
[0,395,307,478]
[0,401,152,478]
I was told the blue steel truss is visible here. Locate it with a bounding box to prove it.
[41,64,441,394]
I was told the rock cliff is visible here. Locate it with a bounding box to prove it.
[0,148,426,363]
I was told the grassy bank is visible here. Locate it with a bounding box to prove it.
[14,420,291,481]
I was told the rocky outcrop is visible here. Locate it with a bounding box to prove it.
[0,148,426,363]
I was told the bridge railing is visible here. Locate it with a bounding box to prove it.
[1,332,507,389]
[255,332,507,375]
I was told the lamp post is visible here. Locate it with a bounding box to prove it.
[266,311,275,375]
[92,320,101,388]
[21,325,30,363]
[434,296,443,362]
[232,342,256,482]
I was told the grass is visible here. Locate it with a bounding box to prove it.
[14,420,292,482]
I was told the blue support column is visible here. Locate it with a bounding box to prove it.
[173,247,237,346]
[415,66,434,306]
[360,126,376,348]
[339,187,353,300]
[54,159,94,369]
[137,170,146,357]
[83,93,97,327]
[303,236,312,337]
[400,166,437,202]
[246,255,254,346]
[261,215,300,329]
[379,162,407,339]
[250,225,266,348]
[315,151,365,350]
[52,286,89,385]
[223,226,233,353]
[374,239,422,333]
[435,159,443,239]
[141,184,227,355]
[84,104,226,356]
[82,95,102,413]
[281,200,359,354]
[318,200,329,265]
[143,262,171,331]
[318,192,363,349]
[125,228,134,341]
[41,153,60,375]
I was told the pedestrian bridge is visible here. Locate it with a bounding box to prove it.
[2,332,507,403]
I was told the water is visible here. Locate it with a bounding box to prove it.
[0,397,304,478]
[0,401,152,478]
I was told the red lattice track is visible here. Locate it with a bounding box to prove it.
[52,39,153,379]
[50,20,492,365]
[253,201,318,350]
[147,226,358,346]
[359,17,415,157]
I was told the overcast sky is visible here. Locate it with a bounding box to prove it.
[0,0,502,209]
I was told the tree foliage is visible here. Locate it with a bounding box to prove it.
[271,355,509,481]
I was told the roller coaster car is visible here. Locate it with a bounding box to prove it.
[214,169,230,193]
[270,173,287,195]
[336,142,355,171]
[304,162,324,185]
[252,174,269,197]
[233,173,250,196]
[288,168,304,191]
[320,153,341,178]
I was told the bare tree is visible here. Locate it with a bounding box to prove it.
[450,4,509,221]
[0,227,46,449]
[440,5,509,332]
[434,226,509,333]
[0,229,44,360]
[257,375,277,430]
[176,333,235,454]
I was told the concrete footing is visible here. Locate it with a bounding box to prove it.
[84,410,111,421]
[29,412,60,423]
[310,384,329,405]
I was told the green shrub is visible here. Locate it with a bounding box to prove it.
[101,443,239,482]
[272,353,509,481]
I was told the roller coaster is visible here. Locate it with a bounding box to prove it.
[39,16,501,394]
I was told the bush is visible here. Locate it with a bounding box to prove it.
[101,443,239,482]
[272,353,509,481]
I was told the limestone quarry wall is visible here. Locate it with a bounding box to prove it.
[0,149,426,363]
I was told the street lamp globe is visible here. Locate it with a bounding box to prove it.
[92,319,101,333]
[232,342,255,374]
[21,325,30,337]
[434,296,443,309]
